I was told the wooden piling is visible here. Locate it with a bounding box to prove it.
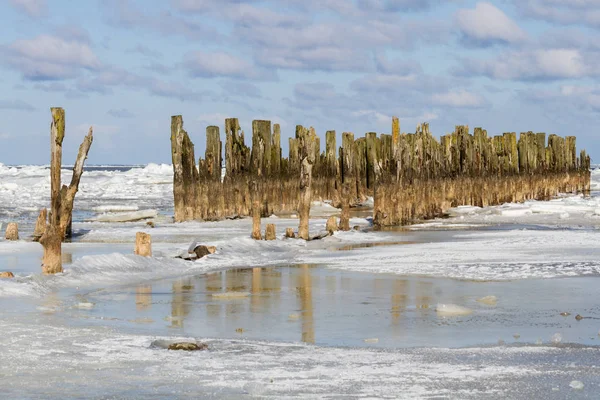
[298,126,316,240]
[5,223,18,241]
[33,208,47,242]
[265,224,276,240]
[171,115,197,222]
[134,232,152,257]
[251,180,262,240]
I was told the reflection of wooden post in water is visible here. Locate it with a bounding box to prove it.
[171,278,193,328]
[205,272,223,318]
[415,281,432,316]
[251,268,262,313]
[298,265,315,344]
[391,280,408,325]
[135,285,152,311]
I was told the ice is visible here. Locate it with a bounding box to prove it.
[93,209,158,222]
[310,200,340,216]
[92,205,139,212]
[436,304,473,316]
[570,380,584,390]
[1,163,600,397]
[477,296,498,305]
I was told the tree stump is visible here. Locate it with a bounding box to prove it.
[265,224,276,240]
[134,232,152,257]
[285,228,295,238]
[0,271,14,278]
[5,223,19,241]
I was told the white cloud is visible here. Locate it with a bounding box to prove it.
[183,50,271,79]
[459,48,592,80]
[4,34,101,80]
[432,89,489,108]
[456,2,527,45]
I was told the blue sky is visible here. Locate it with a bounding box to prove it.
[1,0,599,165]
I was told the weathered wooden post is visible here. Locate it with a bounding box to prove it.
[33,208,47,241]
[5,223,18,241]
[326,216,338,235]
[134,232,152,257]
[40,108,65,274]
[298,126,316,240]
[251,180,262,240]
[285,228,295,238]
[265,224,276,240]
[171,115,197,222]
[205,126,222,181]
[339,132,355,231]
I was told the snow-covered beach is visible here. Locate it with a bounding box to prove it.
[1,164,600,398]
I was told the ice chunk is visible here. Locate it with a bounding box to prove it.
[477,295,498,305]
[310,201,340,216]
[436,304,473,316]
[551,333,562,344]
[93,205,139,212]
[570,380,584,390]
[94,210,158,222]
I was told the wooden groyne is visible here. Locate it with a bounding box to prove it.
[171,116,590,227]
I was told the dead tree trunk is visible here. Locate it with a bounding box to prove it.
[40,108,65,274]
[39,109,93,274]
[60,127,93,239]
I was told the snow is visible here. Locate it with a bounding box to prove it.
[1,163,600,397]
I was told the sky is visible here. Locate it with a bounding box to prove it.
[0,0,599,165]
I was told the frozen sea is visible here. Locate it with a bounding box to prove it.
[1,163,600,399]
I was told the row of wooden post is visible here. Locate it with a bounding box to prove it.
[171,116,591,230]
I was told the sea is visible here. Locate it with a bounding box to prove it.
[0,163,600,399]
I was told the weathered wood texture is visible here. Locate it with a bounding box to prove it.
[40,108,65,274]
[39,109,93,274]
[134,232,152,257]
[171,116,591,227]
